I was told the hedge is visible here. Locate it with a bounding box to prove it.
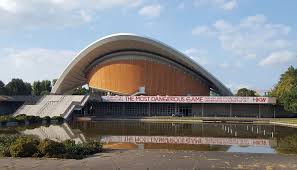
[0,135,103,159]
[0,115,64,126]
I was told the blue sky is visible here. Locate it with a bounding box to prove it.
[0,0,296,93]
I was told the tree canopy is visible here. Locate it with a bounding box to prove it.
[32,80,52,96]
[73,87,88,95]
[236,88,257,97]
[270,66,297,113]
[0,79,56,96]
[0,81,6,94]
[5,79,32,95]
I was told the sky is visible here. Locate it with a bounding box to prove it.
[0,0,296,93]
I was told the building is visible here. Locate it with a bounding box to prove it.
[12,34,286,119]
[51,33,232,96]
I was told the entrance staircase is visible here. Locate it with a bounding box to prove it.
[14,95,89,119]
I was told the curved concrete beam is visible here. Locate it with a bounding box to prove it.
[51,33,232,96]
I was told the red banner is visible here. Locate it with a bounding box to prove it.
[101,96,276,104]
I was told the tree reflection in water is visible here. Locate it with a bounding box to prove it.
[276,135,297,154]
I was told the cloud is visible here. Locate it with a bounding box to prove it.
[259,51,296,66]
[219,61,242,69]
[0,48,76,83]
[194,0,237,11]
[184,48,209,66]
[138,4,162,18]
[0,0,142,30]
[192,14,296,61]
[192,26,215,36]
[221,0,237,11]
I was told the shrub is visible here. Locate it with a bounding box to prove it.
[0,135,18,157]
[82,140,103,155]
[9,136,39,157]
[51,116,64,122]
[62,140,85,159]
[37,139,65,158]
[0,115,17,124]
[62,140,103,159]
[42,116,51,123]
[15,114,27,123]
[0,136,103,159]
[25,115,42,124]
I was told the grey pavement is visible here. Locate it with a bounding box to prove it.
[0,149,297,170]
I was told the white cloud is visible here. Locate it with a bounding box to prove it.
[259,51,296,66]
[194,0,237,11]
[184,48,209,66]
[219,61,242,69]
[192,14,295,61]
[222,0,237,11]
[225,83,252,93]
[192,26,215,36]
[0,48,76,83]
[0,0,141,30]
[138,4,162,18]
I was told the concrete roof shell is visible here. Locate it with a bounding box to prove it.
[51,33,233,96]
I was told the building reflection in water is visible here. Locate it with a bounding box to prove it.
[21,123,86,143]
[16,121,297,153]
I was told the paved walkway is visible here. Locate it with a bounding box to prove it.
[1,150,297,170]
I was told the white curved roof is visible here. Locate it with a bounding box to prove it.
[51,33,232,96]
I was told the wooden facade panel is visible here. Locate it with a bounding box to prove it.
[88,59,210,96]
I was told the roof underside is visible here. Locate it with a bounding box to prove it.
[51,33,233,96]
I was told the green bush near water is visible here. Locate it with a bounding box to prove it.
[0,135,103,159]
[0,135,19,156]
[0,114,64,125]
[62,139,103,159]
[38,139,66,158]
[9,136,39,157]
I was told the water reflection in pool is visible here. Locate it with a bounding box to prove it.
[2,121,297,154]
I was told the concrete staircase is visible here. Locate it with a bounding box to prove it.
[14,95,89,119]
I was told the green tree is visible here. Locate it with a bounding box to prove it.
[52,79,57,86]
[32,81,42,96]
[0,81,6,95]
[270,66,297,99]
[5,79,31,95]
[270,66,297,113]
[25,82,32,95]
[32,80,52,96]
[73,87,88,95]
[282,86,297,113]
[41,80,51,93]
[236,88,257,96]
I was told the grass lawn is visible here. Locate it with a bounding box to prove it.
[272,118,297,124]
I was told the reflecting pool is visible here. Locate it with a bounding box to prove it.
[1,121,297,154]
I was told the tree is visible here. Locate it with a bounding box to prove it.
[32,80,52,96]
[41,80,51,93]
[5,79,31,95]
[32,81,42,96]
[236,88,257,97]
[282,86,297,113]
[270,66,297,100]
[73,87,88,95]
[0,80,6,95]
[24,82,32,95]
[270,66,297,113]
[52,79,57,86]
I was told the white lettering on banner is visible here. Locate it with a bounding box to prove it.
[101,96,276,104]
[100,136,273,147]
